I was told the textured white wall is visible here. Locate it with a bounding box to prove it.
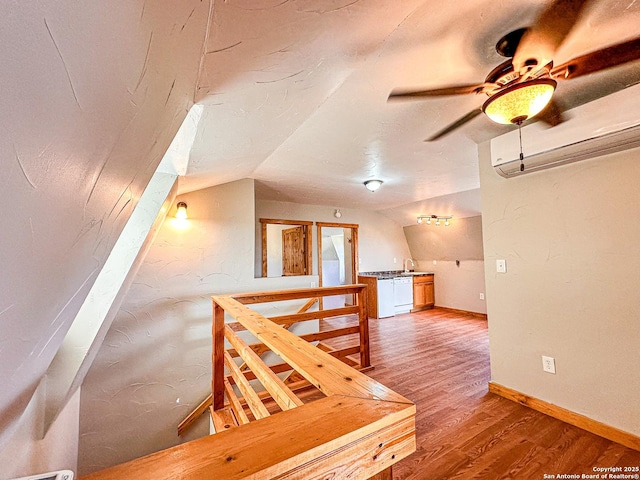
[0,386,80,480]
[255,200,412,275]
[0,0,209,461]
[404,216,486,314]
[79,179,316,475]
[44,173,178,434]
[479,141,640,435]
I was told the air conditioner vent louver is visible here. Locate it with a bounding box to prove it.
[491,83,640,178]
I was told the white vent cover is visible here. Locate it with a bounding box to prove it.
[11,470,73,480]
[491,82,640,178]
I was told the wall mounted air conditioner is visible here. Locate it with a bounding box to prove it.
[491,82,640,178]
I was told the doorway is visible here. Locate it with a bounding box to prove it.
[317,222,359,309]
[260,218,312,277]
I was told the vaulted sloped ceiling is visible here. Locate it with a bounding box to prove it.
[182,0,640,220]
[0,0,210,450]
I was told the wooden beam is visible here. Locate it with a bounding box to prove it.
[212,301,225,410]
[224,378,250,426]
[297,297,319,314]
[228,325,358,359]
[177,394,212,437]
[261,222,267,277]
[259,218,313,226]
[223,351,270,420]
[268,305,359,326]
[316,221,359,229]
[80,395,415,480]
[224,325,303,412]
[231,284,366,305]
[357,286,371,368]
[213,296,409,404]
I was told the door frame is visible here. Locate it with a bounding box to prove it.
[260,218,313,277]
[316,222,359,308]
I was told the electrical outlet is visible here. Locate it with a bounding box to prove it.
[496,259,507,273]
[479,293,485,300]
[433,260,437,265]
[310,281,317,287]
[393,257,397,264]
[542,355,556,374]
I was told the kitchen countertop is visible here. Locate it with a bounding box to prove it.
[359,271,434,279]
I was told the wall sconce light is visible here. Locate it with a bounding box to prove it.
[334,209,342,218]
[417,214,452,226]
[364,179,383,192]
[175,202,188,219]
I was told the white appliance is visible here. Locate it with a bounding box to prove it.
[393,276,413,314]
[491,82,640,178]
[376,278,395,318]
[11,471,73,480]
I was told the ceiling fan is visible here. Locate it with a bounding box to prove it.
[388,0,640,141]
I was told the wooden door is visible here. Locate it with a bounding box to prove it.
[282,226,306,276]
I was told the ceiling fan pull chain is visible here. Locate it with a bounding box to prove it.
[518,120,525,172]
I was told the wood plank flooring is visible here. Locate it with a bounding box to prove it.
[323,308,640,479]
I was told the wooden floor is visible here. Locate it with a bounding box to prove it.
[326,308,640,479]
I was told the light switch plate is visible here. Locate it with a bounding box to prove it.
[496,259,507,273]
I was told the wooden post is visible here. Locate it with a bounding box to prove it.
[357,286,371,368]
[212,300,226,410]
[261,222,267,277]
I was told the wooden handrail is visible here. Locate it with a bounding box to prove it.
[84,285,415,479]
[213,295,400,402]
[179,287,368,436]
[83,396,415,480]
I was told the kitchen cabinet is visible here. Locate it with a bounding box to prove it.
[412,275,434,312]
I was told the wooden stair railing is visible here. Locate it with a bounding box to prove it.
[178,286,369,436]
[83,285,415,480]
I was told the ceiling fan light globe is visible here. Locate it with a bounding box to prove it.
[482,79,557,125]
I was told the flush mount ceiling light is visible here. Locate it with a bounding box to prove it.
[175,201,188,219]
[482,79,557,125]
[417,214,452,226]
[364,179,383,192]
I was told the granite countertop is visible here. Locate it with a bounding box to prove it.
[359,270,434,279]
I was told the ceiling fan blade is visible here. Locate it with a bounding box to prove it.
[424,108,483,141]
[551,36,640,80]
[536,99,565,127]
[388,84,486,101]
[513,0,591,73]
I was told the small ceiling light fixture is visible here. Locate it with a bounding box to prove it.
[417,214,453,226]
[364,179,383,192]
[334,208,342,218]
[482,79,557,125]
[175,201,188,219]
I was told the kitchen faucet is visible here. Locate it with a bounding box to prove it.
[404,258,415,273]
